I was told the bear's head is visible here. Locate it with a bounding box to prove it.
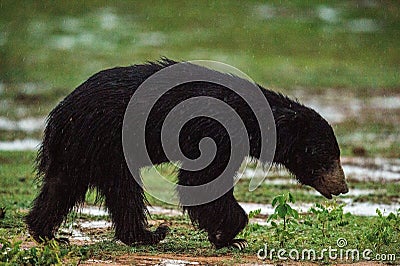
[276,107,349,199]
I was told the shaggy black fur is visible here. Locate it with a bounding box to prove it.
[26,59,347,248]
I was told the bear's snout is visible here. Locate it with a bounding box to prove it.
[312,160,349,199]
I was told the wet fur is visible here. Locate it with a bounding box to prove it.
[26,59,342,248]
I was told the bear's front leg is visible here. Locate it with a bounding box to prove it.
[179,186,249,249]
[203,194,248,249]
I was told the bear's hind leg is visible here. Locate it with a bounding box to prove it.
[99,167,169,245]
[26,175,88,243]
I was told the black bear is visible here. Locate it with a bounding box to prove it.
[26,59,348,249]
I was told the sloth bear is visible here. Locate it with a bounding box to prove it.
[26,59,348,249]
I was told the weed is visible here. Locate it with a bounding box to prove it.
[267,192,299,247]
[304,201,350,238]
[0,238,69,265]
[365,208,400,252]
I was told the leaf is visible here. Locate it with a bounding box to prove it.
[271,196,279,207]
[277,204,288,218]
[288,192,295,203]
[249,208,261,218]
[278,195,285,205]
[267,213,277,222]
[387,213,396,220]
[289,207,299,219]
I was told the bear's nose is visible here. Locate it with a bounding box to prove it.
[340,183,349,194]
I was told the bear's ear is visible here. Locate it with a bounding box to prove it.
[276,108,308,132]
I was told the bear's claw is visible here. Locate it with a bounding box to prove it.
[231,239,248,250]
[56,237,70,245]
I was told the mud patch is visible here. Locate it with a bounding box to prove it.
[243,156,400,182]
[80,220,112,229]
[78,205,181,217]
[294,90,400,124]
[342,157,400,182]
[115,254,274,266]
[0,117,45,132]
[0,138,40,151]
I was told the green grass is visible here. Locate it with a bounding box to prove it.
[0,1,399,91]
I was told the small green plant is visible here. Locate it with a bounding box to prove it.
[305,201,350,238]
[267,192,299,247]
[0,238,69,265]
[366,208,400,251]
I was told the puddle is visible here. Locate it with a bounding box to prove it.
[317,6,340,23]
[294,90,400,124]
[341,157,400,182]
[370,96,400,109]
[148,206,182,216]
[96,8,119,31]
[59,227,91,242]
[347,18,380,33]
[78,206,108,216]
[252,4,275,20]
[343,164,400,182]
[0,139,40,151]
[243,156,400,182]
[341,132,399,149]
[79,220,112,229]
[341,199,399,216]
[70,229,91,241]
[78,205,181,217]
[0,117,45,132]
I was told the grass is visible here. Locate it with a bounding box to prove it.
[1,198,399,264]
[0,1,399,91]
